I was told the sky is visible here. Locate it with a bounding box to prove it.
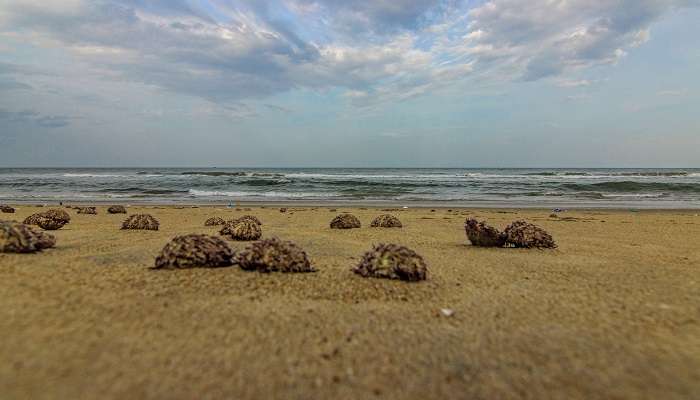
[0,0,699,168]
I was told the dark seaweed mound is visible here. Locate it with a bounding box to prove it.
[154,234,235,269]
[353,243,427,281]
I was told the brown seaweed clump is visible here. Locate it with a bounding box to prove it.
[353,243,427,281]
[228,215,262,226]
[220,219,262,241]
[204,217,226,226]
[77,207,97,215]
[370,214,402,228]
[121,214,160,230]
[23,213,45,225]
[0,221,56,253]
[464,218,506,247]
[235,237,315,273]
[503,220,557,249]
[330,213,361,229]
[107,205,127,214]
[42,209,71,223]
[153,234,235,269]
[37,217,67,231]
[0,205,15,213]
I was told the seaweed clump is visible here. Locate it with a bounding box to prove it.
[107,205,127,214]
[0,221,56,253]
[503,220,557,249]
[153,234,235,269]
[229,215,262,226]
[0,205,15,213]
[23,213,45,225]
[464,218,506,247]
[330,213,361,229]
[121,214,160,230]
[204,217,226,226]
[370,214,402,228]
[220,219,262,241]
[235,237,315,273]
[42,209,71,223]
[77,207,97,215]
[353,243,427,281]
[37,217,67,231]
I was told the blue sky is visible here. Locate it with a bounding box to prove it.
[0,0,698,167]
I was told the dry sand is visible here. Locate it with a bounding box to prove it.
[1,205,699,399]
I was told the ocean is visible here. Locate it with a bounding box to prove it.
[1,168,699,208]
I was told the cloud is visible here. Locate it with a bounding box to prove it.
[0,0,696,109]
[0,109,72,128]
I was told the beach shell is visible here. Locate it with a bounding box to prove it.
[107,205,127,214]
[204,217,226,226]
[0,205,15,213]
[154,234,235,269]
[37,217,67,231]
[23,213,45,225]
[42,209,71,223]
[370,214,402,228]
[235,237,315,273]
[330,213,361,229]
[353,243,427,281]
[464,218,506,247]
[77,207,97,215]
[503,220,556,249]
[220,219,262,241]
[0,221,56,253]
[229,215,262,226]
[121,214,159,230]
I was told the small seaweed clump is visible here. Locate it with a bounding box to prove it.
[204,217,226,226]
[23,213,45,225]
[0,221,56,253]
[42,209,71,223]
[330,213,361,229]
[464,218,506,247]
[153,234,235,269]
[121,214,160,230]
[353,243,427,281]
[77,207,97,215]
[229,215,262,226]
[235,237,315,273]
[37,217,67,231]
[503,220,557,249]
[370,214,402,228]
[220,219,262,241]
[108,205,127,214]
[0,205,15,213]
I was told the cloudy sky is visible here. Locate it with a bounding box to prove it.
[0,0,698,167]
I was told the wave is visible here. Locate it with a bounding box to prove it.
[188,189,341,198]
[180,171,247,177]
[562,181,700,193]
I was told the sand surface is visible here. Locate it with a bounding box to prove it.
[1,205,699,399]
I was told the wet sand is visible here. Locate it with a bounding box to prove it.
[1,205,699,399]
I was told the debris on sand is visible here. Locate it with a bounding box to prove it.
[370,214,402,228]
[0,205,15,213]
[204,217,226,226]
[77,207,97,215]
[353,243,427,281]
[235,237,315,273]
[153,234,235,269]
[280,208,287,213]
[220,219,262,241]
[0,221,56,253]
[464,218,506,247]
[37,217,67,231]
[107,205,127,214]
[121,214,160,230]
[23,213,45,225]
[42,209,71,223]
[330,213,361,229]
[503,220,557,249]
[228,215,262,226]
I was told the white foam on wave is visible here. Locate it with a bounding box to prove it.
[188,189,342,198]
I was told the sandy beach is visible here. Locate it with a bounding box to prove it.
[1,205,698,399]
